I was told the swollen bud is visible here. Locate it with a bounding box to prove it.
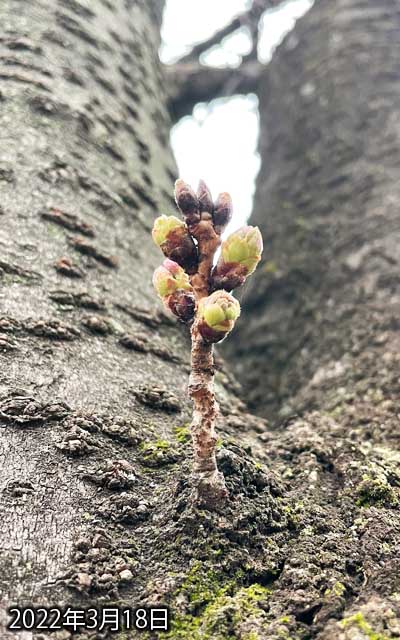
[153,258,191,298]
[175,179,200,228]
[197,290,240,343]
[152,215,184,246]
[213,192,233,234]
[153,259,195,323]
[152,215,198,274]
[212,225,263,291]
[197,179,214,215]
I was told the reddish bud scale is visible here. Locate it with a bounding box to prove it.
[211,262,248,292]
[165,290,196,323]
[160,226,198,274]
[174,180,200,228]
[197,180,214,214]
[197,319,229,344]
[213,192,232,233]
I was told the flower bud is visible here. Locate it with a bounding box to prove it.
[174,179,200,227]
[153,259,191,298]
[211,225,263,291]
[197,291,240,343]
[152,215,184,246]
[213,192,233,234]
[152,215,198,273]
[197,179,214,214]
[153,260,196,323]
[165,289,196,323]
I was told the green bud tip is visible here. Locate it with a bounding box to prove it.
[221,225,263,274]
[153,258,191,298]
[198,290,240,332]
[152,215,185,247]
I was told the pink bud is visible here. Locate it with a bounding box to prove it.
[153,259,192,298]
[163,258,181,275]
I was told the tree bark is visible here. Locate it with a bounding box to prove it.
[0,2,273,639]
[227,0,400,422]
[0,0,184,615]
[223,0,400,637]
[2,1,400,639]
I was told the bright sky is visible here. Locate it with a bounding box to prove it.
[161,0,313,231]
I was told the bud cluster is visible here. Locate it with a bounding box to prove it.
[174,179,232,234]
[151,179,263,506]
[151,179,263,341]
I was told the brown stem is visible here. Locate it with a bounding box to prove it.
[189,217,221,299]
[187,214,227,506]
[189,320,228,506]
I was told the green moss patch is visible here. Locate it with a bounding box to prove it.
[165,562,270,639]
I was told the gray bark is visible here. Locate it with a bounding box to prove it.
[223,0,400,638]
[227,0,400,422]
[0,0,181,611]
[0,4,269,639]
[1,1,400,639]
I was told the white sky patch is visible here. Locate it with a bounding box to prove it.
[258,0,314,63]
[171,95,260,236]
[161,0,314,226]
[160,0,251,64]
[201,27,252,68]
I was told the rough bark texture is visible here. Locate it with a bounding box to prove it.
[0,0,185,614]
[227,0,400,421]
[223,0,400,638]
[0,2,283,639]
[2,0,400,639]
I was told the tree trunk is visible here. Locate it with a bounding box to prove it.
[0,2,274,638]
[227,0,400,422]
[223,0,400,637]
[2,1,400,639]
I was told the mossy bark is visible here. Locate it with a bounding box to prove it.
[0,2,274,638]
[222,0,400,638]
[1,1,400,639]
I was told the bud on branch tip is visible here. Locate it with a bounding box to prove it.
[152,259,195,323]
[174,179,200,227]
[198,290,240,343]
[212,225,263,291]
[222,225,263,274]
[152,258,191,298]
[213,192,233,234]
[197,179,214,214]
[152,214,198,273]
[152,215,184,246]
